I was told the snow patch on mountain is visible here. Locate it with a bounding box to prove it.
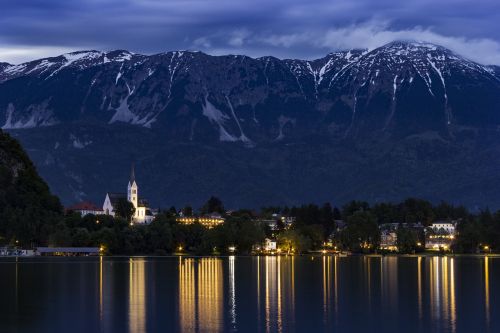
[2,102,57,129]
[70,134,92,149]
[202,97,238,142]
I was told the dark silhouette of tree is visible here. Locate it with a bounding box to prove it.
[201,196,225,215]
[115,198,135,222]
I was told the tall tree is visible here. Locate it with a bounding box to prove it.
[201,196,225,215]
[115,198,135,222]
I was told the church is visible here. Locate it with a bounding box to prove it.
[102,164,155,224]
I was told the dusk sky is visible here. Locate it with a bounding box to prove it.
[1,0,500,64]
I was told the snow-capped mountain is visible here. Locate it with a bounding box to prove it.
[2,41,500,208]
[2,41,499,139]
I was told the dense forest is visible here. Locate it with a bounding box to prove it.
[0,130,62,247]
[1,129,500,254]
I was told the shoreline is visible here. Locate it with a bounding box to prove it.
[1,253,499,258]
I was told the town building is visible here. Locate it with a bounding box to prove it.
[176,213,225,229]
[66,201,104,216]
[425,221,457,251]
[103,164,155,224]
[380,230,398,251]
[429,221,456,235]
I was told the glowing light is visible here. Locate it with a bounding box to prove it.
[417,242,422,247]
[228,246,236,252]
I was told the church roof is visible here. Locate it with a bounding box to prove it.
[138,198,149,208]
[106,192,127,207]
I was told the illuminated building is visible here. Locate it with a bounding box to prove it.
[102,164,155,224]
[425,221,457,250]
[176,214,225,228]
[380,230,398,251]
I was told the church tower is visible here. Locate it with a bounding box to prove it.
[127,163,138,210]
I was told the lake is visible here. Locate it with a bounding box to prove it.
[0,255,497,333]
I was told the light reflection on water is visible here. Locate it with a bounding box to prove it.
[2,255,498,333]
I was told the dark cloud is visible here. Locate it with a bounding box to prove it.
[1,0,499,64]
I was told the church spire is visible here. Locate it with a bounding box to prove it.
[130,162,136,184]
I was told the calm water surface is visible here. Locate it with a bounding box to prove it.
[0,256,498,333]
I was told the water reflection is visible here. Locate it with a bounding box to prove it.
[426,256,456,332]
[257,256,296,333]
[129,258,146,333]
[484,256,490,326]
[0,256,498,333]
[178,257,223,333]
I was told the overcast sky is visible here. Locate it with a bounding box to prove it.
[1,0,500,64]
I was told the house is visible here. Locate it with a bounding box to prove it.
[66,201,104,217]
[103,164,155,224]
[380,230,398,251]
[263,238,277,252]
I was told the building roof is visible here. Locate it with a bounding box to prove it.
[106,192,127,207]
[66,201,103,212]
[36,247,100,253]
[138,198,149,208]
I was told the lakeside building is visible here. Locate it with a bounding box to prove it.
[425,221,457,250]
[253,238,278,254]
[35,247,100,256]
[103,165,155,224]
[380,230,398,251]
[263,238,277,252]
[66,201,104,217]
[378,222,425,251]
[176,214,225,229]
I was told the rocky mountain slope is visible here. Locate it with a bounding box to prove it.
[1,41,500,209]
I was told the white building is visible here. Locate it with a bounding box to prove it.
[264,238,277,252]
[103,164,154,224]
[66,201,104,217]
[429,222,456,235]
[426,221,457,251]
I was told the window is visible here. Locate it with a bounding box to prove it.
[133,190,136,194]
